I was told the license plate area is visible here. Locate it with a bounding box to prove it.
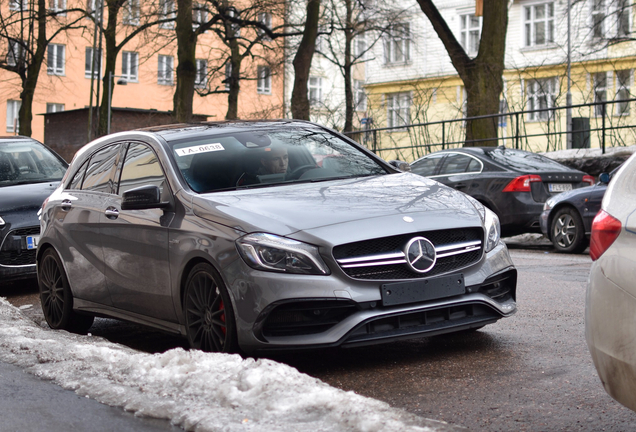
[381,273,465,307]
[549,183,572,193]
[26,235,40,250]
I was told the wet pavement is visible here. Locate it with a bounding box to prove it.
[3,247,636,431]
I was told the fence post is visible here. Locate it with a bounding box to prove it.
[373,130,377,153]
[442,121,445,150]
[515,113,520,149]
[601,102,606,154]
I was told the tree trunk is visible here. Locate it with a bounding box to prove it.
[416,0,508,146]
[174,0,197,123]
[290,0,320,120]
[98,0,125,137]
[17,0,47,137]
[342,0,354,133]
[225,38,241,120]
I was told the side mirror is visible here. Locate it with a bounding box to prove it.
[121,185,169,210]
[388,160,411,172]
[599,173,610,185]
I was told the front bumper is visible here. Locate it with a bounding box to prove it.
[0,225,40,283]
[230,242,517,354]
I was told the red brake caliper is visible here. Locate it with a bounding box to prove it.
[219,300,227,335]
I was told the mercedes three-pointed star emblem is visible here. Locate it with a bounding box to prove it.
[404,236,436,273]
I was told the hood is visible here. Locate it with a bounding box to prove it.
[192,173,483,241]
[0,181,59,214]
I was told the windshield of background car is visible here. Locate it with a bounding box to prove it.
[0,141,67,187]
[486,148,572,172]
[170,128,388,193]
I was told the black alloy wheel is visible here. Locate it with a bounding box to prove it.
[184,263,238,353]
[551,207,588,254]
[38,248,94,333]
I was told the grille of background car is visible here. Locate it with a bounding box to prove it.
[333,228,483,280]
[0,227,39,266]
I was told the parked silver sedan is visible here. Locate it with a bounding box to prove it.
[586,152,636,411]
[38,121,517,355]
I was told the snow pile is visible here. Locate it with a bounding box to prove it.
[0,298,449,432]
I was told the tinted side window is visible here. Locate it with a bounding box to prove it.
[467,158,482,172]
[67,161,88,190]
[82,145,121,193]
[411,154,445,177]
[118,143,169,200]
[440,154,473,175]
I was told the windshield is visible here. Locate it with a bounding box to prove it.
[170,127,388,193]
[0,141,67,187]
[485,148,572,172]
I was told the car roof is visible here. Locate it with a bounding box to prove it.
[0,136,41,144]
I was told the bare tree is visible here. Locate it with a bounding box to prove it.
[416,0,508,146]
[290,0,320,120]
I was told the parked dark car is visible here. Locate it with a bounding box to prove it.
[37,120,517,355]
[410,147,595,237]
[0,136,68,283]
[540,171,613,253]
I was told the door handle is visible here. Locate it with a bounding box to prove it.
[60,199,72,211]
[104,207,119,219]
[454,183,467,189]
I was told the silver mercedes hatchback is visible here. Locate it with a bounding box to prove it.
[38,121,517,355]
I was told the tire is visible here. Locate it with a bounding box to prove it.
[38,248,94,334]
[184,263,238,353]
[551,207,588,254]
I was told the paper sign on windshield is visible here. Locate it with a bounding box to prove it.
[175,143,225,157]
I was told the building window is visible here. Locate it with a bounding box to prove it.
[9,0,27,11]
[7,40,25,67]
[86,0,100,19]
[46,103,65,113]
[224,62,232,91]
[123,0,140,25]
[308,76,322,105]
[354,80,366,111]
[193,3,207,29]
[160,0,176,29]
[157,54,174,85]
[258,12,272,39]
[460,14,482,56]
[593,72,608,116]
[592,0,631,39]
[47,44,65,75]
[384,23,411,64]
[49,0,66,14]
[85,47,101,78]
[257,65,271,94]
[195,59,207,89]
[387,92,411,128]
[354,33,367,60]
[6,100,20,133]
[616,0,631,37]
[524,3,554,47]
[527,77,558,121]
[121,51,138,82]
[615,69,631,115]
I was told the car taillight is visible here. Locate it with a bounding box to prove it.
[502,175,542,192]
[582,175,595,186]
[590,210,622,261]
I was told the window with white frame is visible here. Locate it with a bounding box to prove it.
[308,76,322,105]
[49,0,66,14]
[524,3,555,47]
[258,12,272,40]
[354,33,367,59]
[384,23,411,64]
[354,80,367,111]
[6,100,20,133]
[123,0,140,25]
[157,54,174,85]
[46,103,65,113]
[615,69,631,115]
[387,92,411,128]
[160,0,176,29]
[9,0,27,11]
[86,0,99,19]
[592,0,607,38]
[616,0,631,37]
[460,14,482,56]
[7,40,25,67]
[225,62,232,90]
[257,65,271,94]
[592,0,631,39]
[594,72,608,116]
[195,59,207,89]
[225,7,240,38]
[85,47,101,78]
[121,51,138,81]
[193,3,207,29]
[47,44,65,75]
[526,77,558,120]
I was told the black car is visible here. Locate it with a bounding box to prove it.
[540,172,612,253]
[410,147,595,237]
[1,137,68,283]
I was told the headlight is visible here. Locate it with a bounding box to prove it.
[543,197,556,211]
[484,207,501,253]
[236,233,330,275]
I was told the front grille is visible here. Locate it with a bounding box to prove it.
[0,226,39,266]
[333,228,483,280]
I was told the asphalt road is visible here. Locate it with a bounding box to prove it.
[3,245,636,431]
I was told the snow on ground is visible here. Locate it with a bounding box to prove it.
[542,144,636,160]
[0,298,454,432]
